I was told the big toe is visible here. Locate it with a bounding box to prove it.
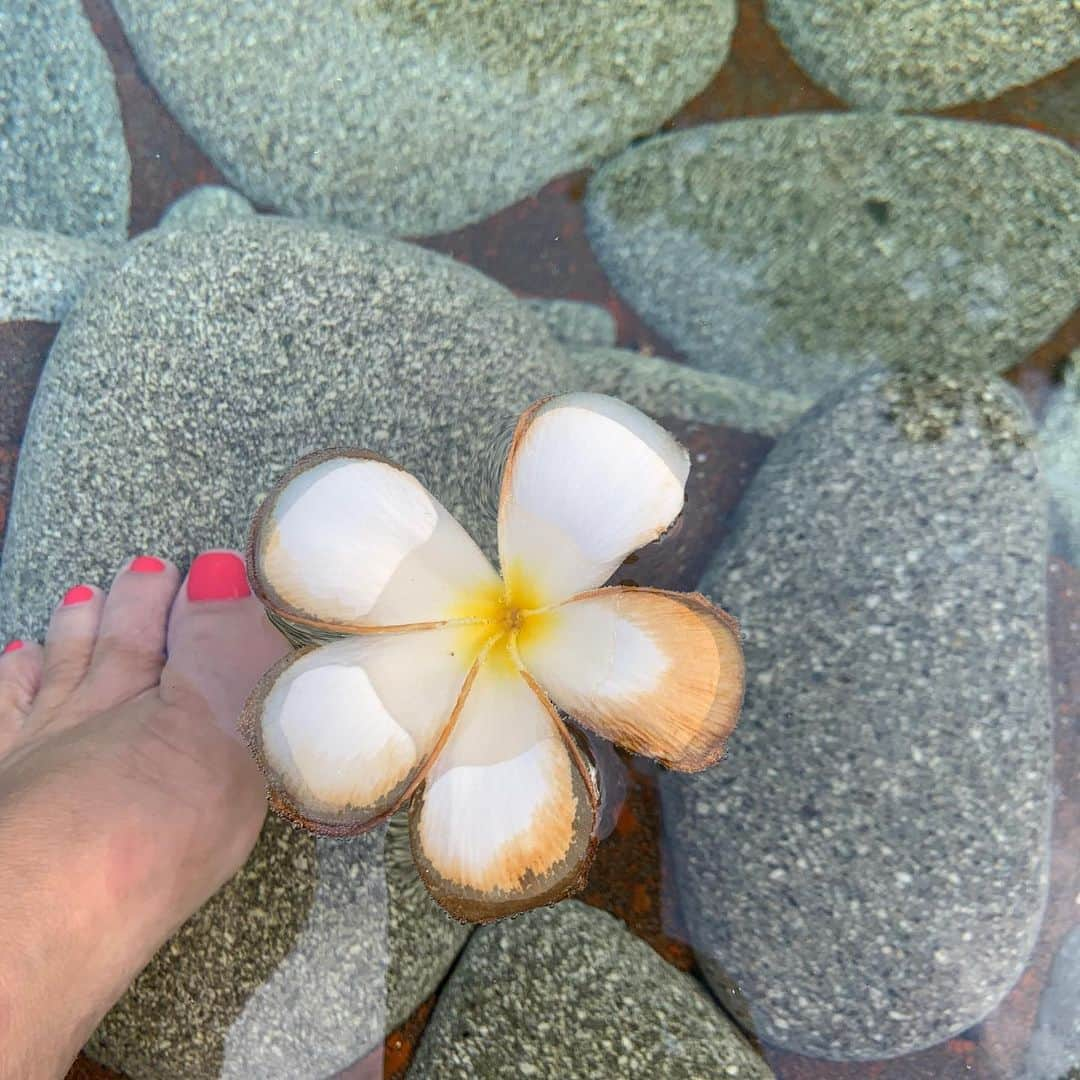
[161,550,288,740]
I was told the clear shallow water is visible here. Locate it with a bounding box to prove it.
[1,1,1078,1079]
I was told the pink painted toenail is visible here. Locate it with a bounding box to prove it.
[2,640,24,654]
[131,555,167,574]
[188,552,251,602]
[62,585,95,607]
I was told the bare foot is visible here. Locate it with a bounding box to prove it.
[0,551,287,1079]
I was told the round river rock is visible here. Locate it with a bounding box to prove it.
[661,370,1054,1059]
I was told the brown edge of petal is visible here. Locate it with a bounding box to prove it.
[494,395,553,544]
[245,446,449,637]
[238,642,484,840]
[408,672,601,925]
[549,585,746,775]
[495,395,691,567]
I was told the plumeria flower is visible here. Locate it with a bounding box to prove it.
[241,394,745,922]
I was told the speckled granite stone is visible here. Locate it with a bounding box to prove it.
[522,299,617,349]
[765,0,1080,111]
[410,901,774,1079]
[110,0,734,236]
[662,369,1053,1059]
[0,228,117,322]
[586,116,1080,399]
[158,185,256,230]
[0,0,129,240]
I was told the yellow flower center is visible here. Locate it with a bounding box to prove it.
[449,562,558,675]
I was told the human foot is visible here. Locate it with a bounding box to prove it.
[0,551,287,1079]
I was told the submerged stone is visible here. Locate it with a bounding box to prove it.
[109,0,734,236]
[0,0,130,240]
[765,0,1080,112]
[586,116,1080,399]
[0,217,571,1075]
[0,228,117,323]
[521,299,618,350]
[158,185,256,231]
[662,370,1053,1059]
[410,901,774,1079]
[565,345,811,437]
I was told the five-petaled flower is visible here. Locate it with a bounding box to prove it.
[242,393,745,922]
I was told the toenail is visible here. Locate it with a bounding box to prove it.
[188,551,251,602]
[61,585,95,607]
[2,640,25,654]
[130,555,167,574]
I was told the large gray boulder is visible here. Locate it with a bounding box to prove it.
[586,116,1080,400]
[111,0,735,236]
[410,901,774,1079]
[662,370,1054,1059]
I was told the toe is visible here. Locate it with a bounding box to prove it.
[82,555,181,711]
[36,584,105,710]
[0,639,44,757]
[160,550,288,740]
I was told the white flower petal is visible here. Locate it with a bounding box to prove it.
[518,587,744,772]
[250,450,499,631]
[241,626,479,834]
[410,660,598,921]
[497,393,689,607]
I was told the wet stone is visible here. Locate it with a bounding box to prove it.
[0,217,574,1075]
[158,185,256,231]
[110,0,734,236]
[521,299,617,349]
[0,0,130,240]
[585,116,1080,400]
[409,900,774,1079]
[765,0,1080,112]
[0,228,118,323]
[662,369,1053,1059]
[565,345,811,437]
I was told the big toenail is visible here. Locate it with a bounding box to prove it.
[2,640,24,654]
[62,585,95,607]
[130,556,167,574]
[188,552,251,602]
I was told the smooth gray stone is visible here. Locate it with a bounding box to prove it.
[765,0,1080,111]
[662,370,1053,1059]
[565,345,811,437]
[0,0,129,240]
[0,216,571,1076]
[586,116,1080,399]
[110,0,734,236]
[159,185,256,230]
[1041,354,1080,563]
[522,299,617,349]
[0,227,118,322]
[410,901,774,1079]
